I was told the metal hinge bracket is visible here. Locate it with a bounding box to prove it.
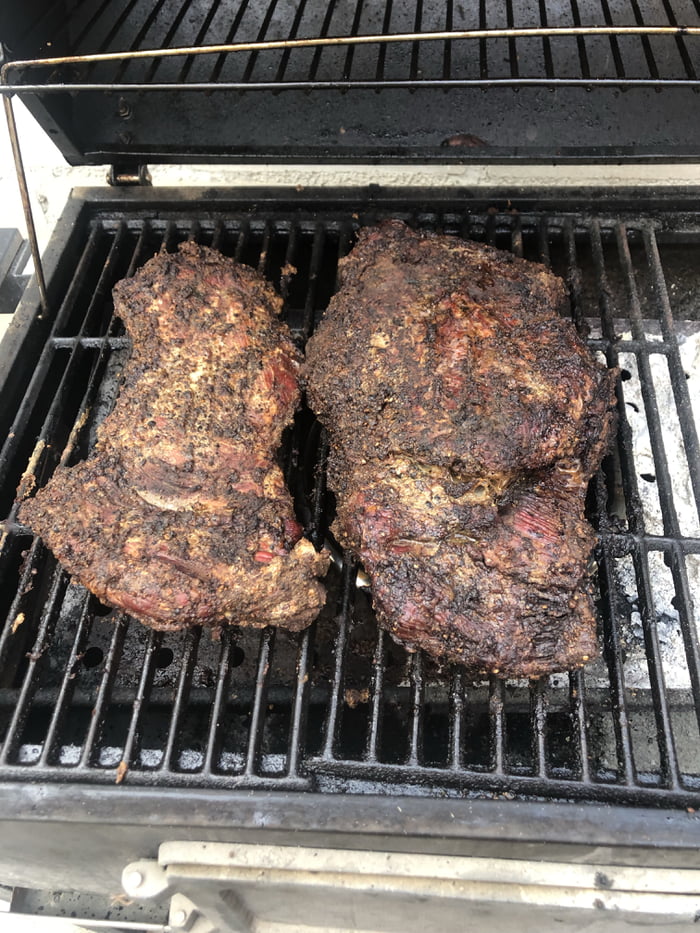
[123,842,700,933]
[108,164,153,186]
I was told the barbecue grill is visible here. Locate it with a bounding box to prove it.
[1,2,700,930]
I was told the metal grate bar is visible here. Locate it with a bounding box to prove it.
[47,337,130,350]
[162,221,180,253]
[667,543,700,740]
[537,217,551,267]
[488,675,506,774]
[561,219,587,348]
[308,426,328,552]
[530,678,548,778]
[243,628,275,776]
[613,224,683,538]
[643,228,700,523]
[186,219,202,244]
[279,221,300,309]
[233,218,251,264]
[307,757,700,807]
[448,670,464,770]
[407,651,424,766]
[597,543,638,785]
[287,626,314,777]
[202,629,233,774]
[569,669,591,782]
[0,564,68,765]
[160,627,201,772]
[409,0,423,82]
[257,220,273,278]
[364,625,386,763]
[484,211,497,247]
[633,543,682,789]
[210,219,225,252]
[78,616,129,768]
[302,223,327,339]
[117,628,163,777]
[321,559,355,759]
[36,591,93,766]
[511,214,524,258]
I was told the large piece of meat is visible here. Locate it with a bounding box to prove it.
[19,242,328,631]
[305,221,617,678]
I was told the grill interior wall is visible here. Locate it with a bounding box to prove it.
[0,201,699,807]
[4,1,700,163]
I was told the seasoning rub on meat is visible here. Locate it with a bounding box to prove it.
[20,242,329,632]
[305,220,617,678]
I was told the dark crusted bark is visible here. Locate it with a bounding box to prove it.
[305,220,617,677]
[19,242,329,631]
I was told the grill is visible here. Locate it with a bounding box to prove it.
[2,0,700,928]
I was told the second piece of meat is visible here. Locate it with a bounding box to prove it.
[19,242,329,631]
[304,220,617,678]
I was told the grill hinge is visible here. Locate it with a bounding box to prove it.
[107,164,153,186]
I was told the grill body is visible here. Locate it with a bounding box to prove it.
[2,0,700,925]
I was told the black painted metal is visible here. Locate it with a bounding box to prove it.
[1,191,700,812]
[2,1,700,164]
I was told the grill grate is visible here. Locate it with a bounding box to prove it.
[1,196,700,808]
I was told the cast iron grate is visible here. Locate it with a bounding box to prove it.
[0,199,699,807]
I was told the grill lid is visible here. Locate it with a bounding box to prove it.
[1,1,700,166]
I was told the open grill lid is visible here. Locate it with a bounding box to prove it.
[1,0,700,167]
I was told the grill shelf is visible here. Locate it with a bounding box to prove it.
[1,191,699,810]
